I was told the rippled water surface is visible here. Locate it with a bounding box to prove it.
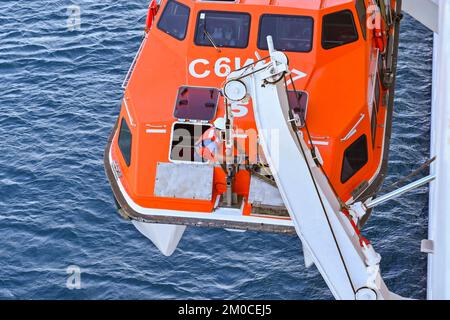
[0,1,433,299]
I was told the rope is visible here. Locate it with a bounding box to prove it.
[286,74,349,210]
[283,75,356,293]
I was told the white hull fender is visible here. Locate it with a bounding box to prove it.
[132,221,186,256]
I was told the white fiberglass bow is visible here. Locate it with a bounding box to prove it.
[132,221,186,256]
[223,36,402,300]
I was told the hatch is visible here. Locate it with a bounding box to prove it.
[173,86,219,121]
[169,122,212,163]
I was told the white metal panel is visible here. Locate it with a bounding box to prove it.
[427,0,450,300]
[248,175,284,207]
[403,0,439,32]
[154,162,214,200]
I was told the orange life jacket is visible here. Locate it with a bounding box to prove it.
[195,128,221,162]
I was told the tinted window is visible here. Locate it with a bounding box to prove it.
[174,87,219,121]
[118,118,132,166]
[195,11,250,48]
[378,52,384,77]
[355,0,367,39]
[374,74,381,112]
[287,90,308,126]
[258,14,314,52]
[157,0,190,40]
[371,105,377,147]
[322,10,358,49]
[341,135,368,183]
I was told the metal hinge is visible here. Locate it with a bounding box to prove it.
[421,239,434,254]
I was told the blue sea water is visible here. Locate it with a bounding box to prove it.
[0,1,433,299]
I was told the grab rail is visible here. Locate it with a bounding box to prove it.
[123,97,136,127]
[341,113,365,142]
[122,34,148,89]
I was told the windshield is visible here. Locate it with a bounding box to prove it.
[157,0,190,40]
[258,14,314,53]
[194,11,251,49]
[322,10,358,49]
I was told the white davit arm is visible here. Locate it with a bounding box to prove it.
[223,36,404,300]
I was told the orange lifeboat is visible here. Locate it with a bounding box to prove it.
[105,0,401,251]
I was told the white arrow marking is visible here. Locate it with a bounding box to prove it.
[287,68,307,85]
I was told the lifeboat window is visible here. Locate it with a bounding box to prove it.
[287,90,309,124]
[170,123,211,163]
[174,87,219,121]
[355,0,367,40]
[374,73,381,113]
[118,118,132,167]
[157,0,190,40]
[378,52,384,78]
[371,104,377,148]
[341,135,368,183]
[257,14,314,53]
[322,10,359,49]
[194,11,251,49]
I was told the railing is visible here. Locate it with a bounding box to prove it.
[123,96,136,127]
[122,34,149,89]
[122,0,166,89]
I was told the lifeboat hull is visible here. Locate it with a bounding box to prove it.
[132,221,186,256]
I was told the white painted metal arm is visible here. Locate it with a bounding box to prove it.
[224,37,402,300]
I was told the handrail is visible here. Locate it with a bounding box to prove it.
[122,34,148,89]
[123,97,136,127]
[341,113,365,142]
